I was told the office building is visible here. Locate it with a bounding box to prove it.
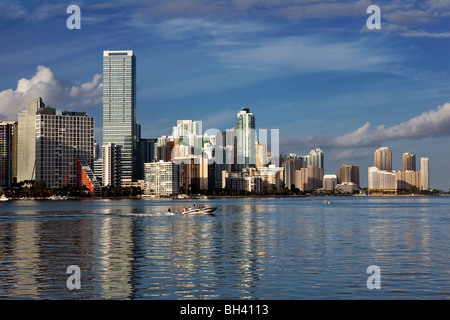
[402,153,416,172]
[141,138,157,163]
[237,108,256,170]
[420,157,429,191]
[0,121,16,188]
[103,50,138,182]
[144,160,179,196]
[337,164,360,187]
[374,147,392,171]
[102,143,122,187]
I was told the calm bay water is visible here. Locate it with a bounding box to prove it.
[0,196,449,300]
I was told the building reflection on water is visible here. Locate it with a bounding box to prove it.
[0,197,445,299]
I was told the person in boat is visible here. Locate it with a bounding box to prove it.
[168,208,171,213]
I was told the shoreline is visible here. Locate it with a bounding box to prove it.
[2,193,445,201]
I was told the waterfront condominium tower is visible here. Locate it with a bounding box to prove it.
[309,147,324,169]
[237,108,256,171]
[374,147,392,171]
[17,97,96,189]
[420,157,429,191]
[103,50,137,182]
[403,152,416,172]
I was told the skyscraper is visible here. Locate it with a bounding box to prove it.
[236,108,256,171]
[368,166,397,190]
[103,50,137,183]
[337,164,360,186]
[309,148,324,169]
[17,97,96,189]
[0,121,16,188]
[282,158,303,190]
[403,153,416,171]
[17,97,45,182]
[374,147,392,171]
[420,157,429,191]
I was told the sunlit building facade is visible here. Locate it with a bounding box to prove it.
[103,50,138,182]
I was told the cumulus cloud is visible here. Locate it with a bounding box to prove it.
[0,65,102,120]
[283,102,450,151]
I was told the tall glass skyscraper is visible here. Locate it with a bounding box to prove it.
[237,108,256,171]
[103,50,137,182]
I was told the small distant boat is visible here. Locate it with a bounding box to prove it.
[0,194,9,202]
[321,200,330,205]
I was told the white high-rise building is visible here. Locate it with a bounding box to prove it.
[368,166,397,189]
[17,97,45,182]
[102,143,122,187]
[309,148,324,169]
[420,157,429,191]
[144,160,179,196]
[237,108,256,170]
[17,97,95,189]
[103,50,138,182]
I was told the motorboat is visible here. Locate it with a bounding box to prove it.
[321,200,330,205]
[0,194,9,202]
[171,203,217,215]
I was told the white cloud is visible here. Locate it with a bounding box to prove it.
[283,102,450,151]
[0,65,102,120]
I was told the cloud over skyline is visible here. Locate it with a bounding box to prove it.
[282,102,450,152]
[0,66,102,120]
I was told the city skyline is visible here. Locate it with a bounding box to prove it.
[0,1,449,189]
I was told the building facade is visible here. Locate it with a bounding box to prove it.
[102,143,122,187]
[17,98,95,189]
[282,158,304,190]
[402,153,416,172]
[374,147,392,171]
[17,97,45,182]
[323,174,337,191]
[420,157,429,191]
[337,164,360,187]
[368,166,397,190]
[295,165,323,192]
[144,160,179,196]
[396,170,421,190]
[0,121,16,188]
[309,148,324,169]
[103,50,138,182]
[237,108,256,170]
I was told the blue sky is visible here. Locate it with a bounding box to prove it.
[0,0,450,189]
